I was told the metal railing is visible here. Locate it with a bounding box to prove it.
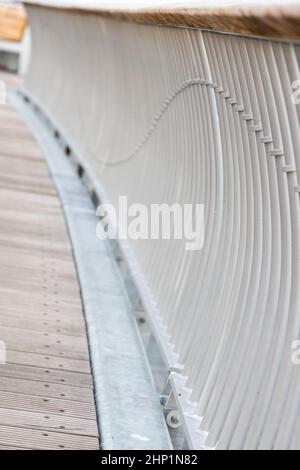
[23,2,300,449]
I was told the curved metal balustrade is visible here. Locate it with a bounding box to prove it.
[22,1,300,449]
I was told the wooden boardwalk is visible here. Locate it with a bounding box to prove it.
[0,73,99,449]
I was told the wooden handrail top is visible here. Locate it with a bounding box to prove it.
[23,1,300,41]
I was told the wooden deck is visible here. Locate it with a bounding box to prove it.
[0,73,99,449]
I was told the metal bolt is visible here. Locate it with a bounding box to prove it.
[166,410,182,429]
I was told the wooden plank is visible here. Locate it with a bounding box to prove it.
[5,349,91,374]
[0,425,99,450]
[0,297,84,322]
[0,444,30,450]
[0,307,86,332]
[0,376,95,402]
[0,363,93,388]
[0,74,99,449]
[0,390,96,420]
[0,326,89,360]
[0,408,98,437]
[0,315,87,338]
[0,5,27,42]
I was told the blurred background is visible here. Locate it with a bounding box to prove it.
[0,0,28,75]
